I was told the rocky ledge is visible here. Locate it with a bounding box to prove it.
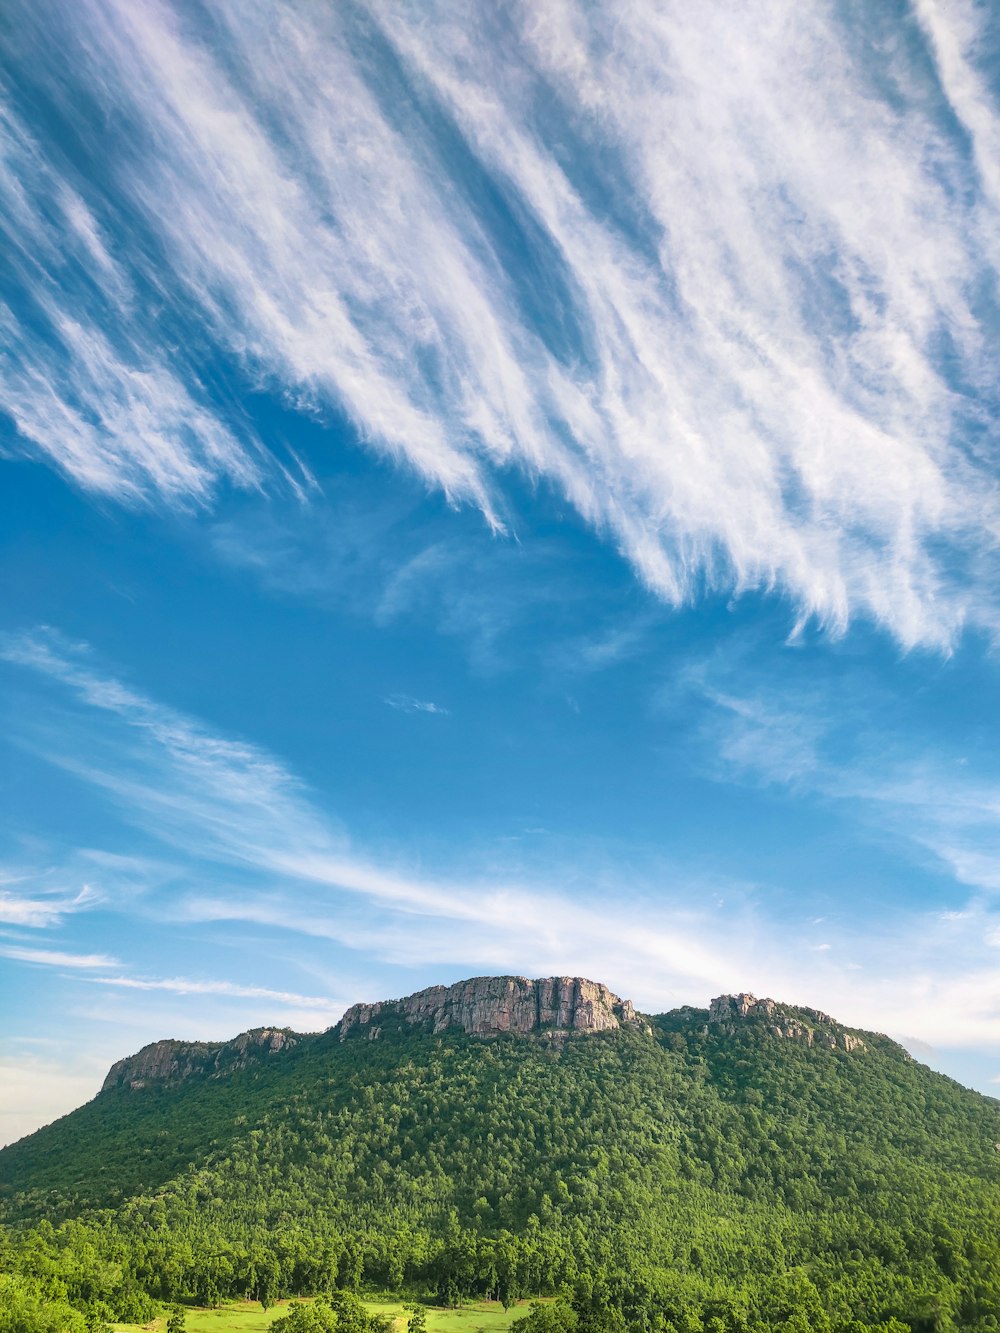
[707,993,865,1051]
[99,980,867,1094]
[339,975,647,1042]
[101,1027,298,1092]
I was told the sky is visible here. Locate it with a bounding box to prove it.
[3,0,1000,1146]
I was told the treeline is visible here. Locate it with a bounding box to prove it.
[4,1202,1000,1333]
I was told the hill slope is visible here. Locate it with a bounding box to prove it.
[3,975,1000,1333]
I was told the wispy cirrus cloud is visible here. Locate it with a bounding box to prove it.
[2,632,727,990]
[0,944,119,969]
[0,943,340,1024]
[675,652,1000,905]
[0,883,98,928]
[0,626,781,1010]
[4,2,1000,644]
[87,973,339,1011]
[384,693,450,716]
[0,103,265,505]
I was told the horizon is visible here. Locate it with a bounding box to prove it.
[6,1,1000,1147]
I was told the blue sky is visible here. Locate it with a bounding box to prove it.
[4,0,1000,1143]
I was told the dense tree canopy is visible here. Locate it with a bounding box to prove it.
[3,1005,1000,1332]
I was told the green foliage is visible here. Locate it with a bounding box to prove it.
[513,1298,578,1332]
[0,1271,86,1333]
[271,1299,338,1333]
[4,1010,1000,1332]
[407,1305,428,1332]
[270,1294,388,1333]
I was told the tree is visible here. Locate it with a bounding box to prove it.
[271,1300,338,1333]
[513,1298,579,1332]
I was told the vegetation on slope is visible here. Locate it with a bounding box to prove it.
[3,999,1000,1333]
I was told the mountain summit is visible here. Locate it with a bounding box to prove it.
[339,973,645,1041]
[99,974,648,1097]
[706,992,866,1050]
[97,977,871,1096]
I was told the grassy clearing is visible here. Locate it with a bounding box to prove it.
[112,1295,533,1333]
[113,1302,286,1333]
[419,1300,529,1331]
[366,1297,530,1331]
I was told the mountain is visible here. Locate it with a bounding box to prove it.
[3,975,1000,1333]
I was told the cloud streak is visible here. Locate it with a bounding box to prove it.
[384,694,450,716]
[4,2,1000,643]
[0,944,119,969]
[0,102,264,505]
[684,661,1000,903]
[0,883,97,928]
[86,973,339,1011]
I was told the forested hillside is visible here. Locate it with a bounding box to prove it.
[3,978,1000,1333]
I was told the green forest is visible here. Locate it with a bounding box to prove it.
[4,1000,1000,1333]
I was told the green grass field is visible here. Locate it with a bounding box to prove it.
[113,1295,533,1333]
[365,1298,529,1331]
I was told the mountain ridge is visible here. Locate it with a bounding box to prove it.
[93,974,875,1101]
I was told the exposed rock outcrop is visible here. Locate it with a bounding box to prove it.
[101,1027,297,1092]
[707,993,865,1051]
[98,979,867,1097]
[339,975,647,1042]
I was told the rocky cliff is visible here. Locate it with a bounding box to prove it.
[339,974,646,1042]
[101,1027,298,1092]
[98,981,866,1096]
[707,993,865,1051]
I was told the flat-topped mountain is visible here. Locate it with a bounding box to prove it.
[94,977,867,1097]
[3,972,1000,1333]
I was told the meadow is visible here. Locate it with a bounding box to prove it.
[113,1296,532,1333]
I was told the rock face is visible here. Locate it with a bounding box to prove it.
[339,975,645,1042]
[101,1027,297,1092]
[707,993,865,1051]
[98,981,866,1096]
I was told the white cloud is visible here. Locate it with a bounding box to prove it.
[0,873,103,928]
[688,663,1000,903]
[914,0,1000,240]
[86,973,339,1011]
[0,895,59,927]
[6,2,1000,643]
[0,888,87,928]
[0,101,264,505]
[0,944,119,969]
[384,694,450,716]
[177,880,1000,1057]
